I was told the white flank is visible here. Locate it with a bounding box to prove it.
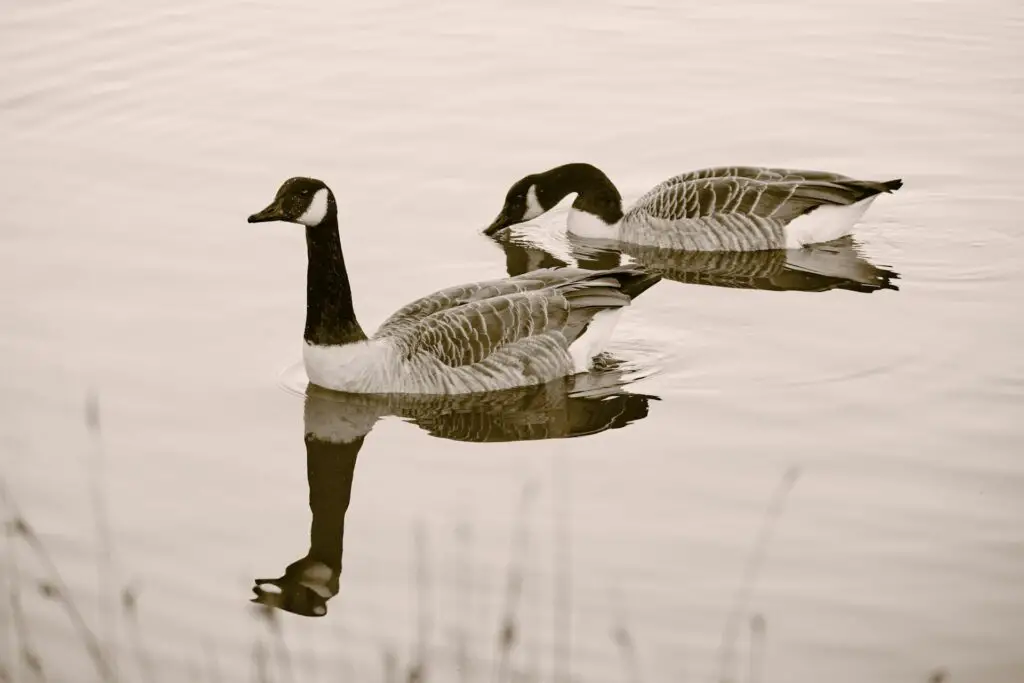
[783,196,877,248]
[523,184,544,221]
[567,308,624,373]
[566,207,620,238]
[298,188,330,226]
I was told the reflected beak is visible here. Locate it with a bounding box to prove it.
[248,203,284,223]
[483,211,512,236]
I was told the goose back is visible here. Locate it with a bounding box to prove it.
[621,167,901,251]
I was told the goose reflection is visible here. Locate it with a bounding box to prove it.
[492,225,899,294]
[252,372,655,617]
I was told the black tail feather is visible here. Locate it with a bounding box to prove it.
[598,265,662,300]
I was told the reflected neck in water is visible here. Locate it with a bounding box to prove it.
[252,425,362,617]
[305,435,361,573]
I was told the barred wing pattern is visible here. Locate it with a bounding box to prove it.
[371,267,657,394]
[375,269,591,339]
[622,167,894,251]
[630,166,855,208]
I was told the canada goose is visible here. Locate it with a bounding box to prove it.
[247,177,660,394]
[484,164,902,251]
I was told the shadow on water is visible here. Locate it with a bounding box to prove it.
[251,375,657,618]
[491,228,900,294]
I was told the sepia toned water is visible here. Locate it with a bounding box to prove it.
[2,1,1023,682]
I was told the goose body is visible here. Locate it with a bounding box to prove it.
[248,177,660,395]
[484,164,903,251]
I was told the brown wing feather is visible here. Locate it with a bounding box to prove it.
[633,166,856,205]
[636,175,899,223]
[375,268,592,339]
[389,267,657,368]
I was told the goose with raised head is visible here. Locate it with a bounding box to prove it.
[248,177,661,395]
[483,164,903,251]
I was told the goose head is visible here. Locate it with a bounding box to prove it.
[483,172,548,236]
[483,163,624,237]
[248,177,336,227]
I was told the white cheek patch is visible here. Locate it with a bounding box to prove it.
[522,184,544,221]
[298,188,329,226]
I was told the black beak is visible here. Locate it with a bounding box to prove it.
[483,211,513,236]
[248,203,284,223]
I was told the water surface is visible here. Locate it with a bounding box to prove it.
[2,1,1023,682]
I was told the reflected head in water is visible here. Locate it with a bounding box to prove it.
[252,374,657,617]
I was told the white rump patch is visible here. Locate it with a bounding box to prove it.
[568,308,624,373]
[783,196,876,248]
[298,188,329,226]
[523,184,544,221]
[567,208,619,239]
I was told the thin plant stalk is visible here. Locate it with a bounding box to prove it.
[552,452,571,683]
[85,392,119,682]
[718,466,800,683]
[0,482,116,681]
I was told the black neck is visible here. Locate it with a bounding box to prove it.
[304,211,367,346]
[542,163,624,224]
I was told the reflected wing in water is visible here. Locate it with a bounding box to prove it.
[253,373,655,616]
[623,237,899,293]
[303,369,656,444]
[395,374,655,442]
[490,229,898,293]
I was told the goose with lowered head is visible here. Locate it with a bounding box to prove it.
[484,163,902,251]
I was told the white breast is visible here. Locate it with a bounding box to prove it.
[566,208,621,238]
[302,340,397,393]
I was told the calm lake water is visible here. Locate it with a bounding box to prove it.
[2,1,1023,682]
